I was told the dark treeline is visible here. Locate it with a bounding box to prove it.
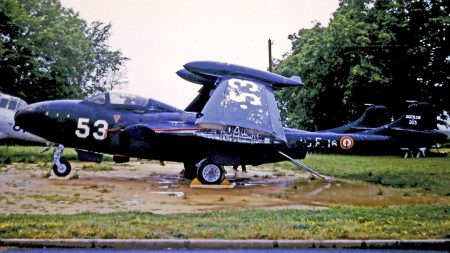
[275,0,449,131]
[0,0,128,103]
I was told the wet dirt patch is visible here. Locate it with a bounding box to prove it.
[0,161,448,214]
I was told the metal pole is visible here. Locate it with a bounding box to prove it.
[268,39,273,72]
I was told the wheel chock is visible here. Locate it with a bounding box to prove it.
[190,178,235,189]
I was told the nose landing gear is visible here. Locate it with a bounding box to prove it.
[51,144,72,177]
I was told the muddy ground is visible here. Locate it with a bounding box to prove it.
[0,161,447,214]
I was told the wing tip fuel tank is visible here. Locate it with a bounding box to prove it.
[181,61,304,87]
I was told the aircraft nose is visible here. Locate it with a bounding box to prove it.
[14,103,46,132]
[15,106,32,128]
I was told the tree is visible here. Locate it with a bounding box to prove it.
[83,21,128,95]
[0,0,128,103]
[275,0,449,130]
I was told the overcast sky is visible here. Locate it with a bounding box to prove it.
[60,0,340,109]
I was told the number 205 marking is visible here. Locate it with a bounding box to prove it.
[75,118,109,140]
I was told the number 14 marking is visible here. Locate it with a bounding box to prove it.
[75,118,109,140]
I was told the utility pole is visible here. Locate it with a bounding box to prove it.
[268,39,273,72]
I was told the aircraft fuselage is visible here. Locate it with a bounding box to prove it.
[15,99,301,166]
[16,97,445,166]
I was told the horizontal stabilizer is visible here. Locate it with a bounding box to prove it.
[324,105,391,133]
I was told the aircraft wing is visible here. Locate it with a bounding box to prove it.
[178,61,303,113]
[184,85,216,113]
[116,121,201,153]
[121,121,201,138]
[195,77,287,144]
[121,124,156,138]
[177,69,217,113]
[176,61,303,144]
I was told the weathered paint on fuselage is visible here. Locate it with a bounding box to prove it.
[285,128,397,155]
[16,99,193,154]
[15,99,301,166]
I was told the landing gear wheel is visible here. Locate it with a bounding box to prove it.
[197,163,225,184]
[52,158,71,177]
[181,163,197,180]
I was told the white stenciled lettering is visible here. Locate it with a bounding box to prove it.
[408,119,417,125]
[406,115,421,120]
[315,137,322,147]
[75,118,109,140]
[303,137,339,149]
[327,139,338,148]
[93,120,108,140]
[75,118,90,138]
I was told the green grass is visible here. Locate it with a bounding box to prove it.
[276,154,450,196]
[0,146,111,163]
[0,205,448,239]
[81,163,114,172]
[0,146,77,163]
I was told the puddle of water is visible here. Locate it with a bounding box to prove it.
[283,178,448,206]
[2,162,448,215]
[305,183,330,198]
[51,168,450,209]
[125,194,144,205]
[150,191,185,198]
[157,179,176,184]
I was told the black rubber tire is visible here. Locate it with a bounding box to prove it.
[197,163,225,184]
[52,158,71,177]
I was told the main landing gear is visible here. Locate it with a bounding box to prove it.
[197,162,226,184]
[401,147,427,158]
[182,160,226,185]
[180,163,197,180]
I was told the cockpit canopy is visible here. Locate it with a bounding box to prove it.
[0,92,27,111]
[83,92,180,112]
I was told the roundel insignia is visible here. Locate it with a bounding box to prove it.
[339,136,354,149]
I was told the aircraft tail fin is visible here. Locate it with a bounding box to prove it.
[389,102,438,131]
[325,105,391,133]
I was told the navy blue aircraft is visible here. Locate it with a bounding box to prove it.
[14,61,447,184]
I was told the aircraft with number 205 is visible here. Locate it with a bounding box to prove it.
[14,61,447,184]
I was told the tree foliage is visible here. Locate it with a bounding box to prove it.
[275,0,449,130]
[0,0,128,103]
